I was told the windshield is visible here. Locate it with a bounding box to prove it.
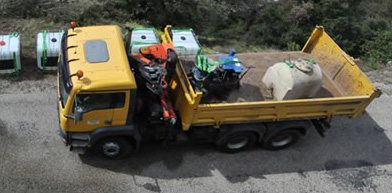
[59,74,69,108]
[75,93,125,113]
[58,32,72,108]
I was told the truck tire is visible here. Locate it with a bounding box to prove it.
[93,137,133,159]
[217,132,257,153]
[262,130,302,151]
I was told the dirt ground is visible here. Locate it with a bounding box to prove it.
[366,64,392,95]
[0,58,57,94]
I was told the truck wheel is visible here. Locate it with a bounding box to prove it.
[93,137,133,159]
[263,130,302,151]
[217,132,257,153]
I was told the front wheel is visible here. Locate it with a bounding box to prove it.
[263,130,303,151]
[217,132,258,153]
[93,137,133,159]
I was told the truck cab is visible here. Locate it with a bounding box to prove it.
[58,26,140,157]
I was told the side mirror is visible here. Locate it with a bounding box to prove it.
[74,106,83,123]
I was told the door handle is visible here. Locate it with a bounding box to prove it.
[104,120,112,124]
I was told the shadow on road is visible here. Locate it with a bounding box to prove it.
[0,57,56,81]
[80,113,392,183]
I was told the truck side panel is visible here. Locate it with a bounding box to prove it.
[162,25,203,130]
[193,97,367,127]
[170,61,203,130]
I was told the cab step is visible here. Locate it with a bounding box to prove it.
[70,139,89,147]
[70,133,90,140]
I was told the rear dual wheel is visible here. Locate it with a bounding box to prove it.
[263,130,302,150]
[217,129,303,153]
[217,132,258,153]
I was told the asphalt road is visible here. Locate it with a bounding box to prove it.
[1,74,392,193]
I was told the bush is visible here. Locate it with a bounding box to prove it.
[362,30,392,67]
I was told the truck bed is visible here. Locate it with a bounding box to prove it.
[165,26,382,131]
[181,52,345,104]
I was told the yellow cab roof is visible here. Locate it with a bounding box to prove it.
[66,25,136,91]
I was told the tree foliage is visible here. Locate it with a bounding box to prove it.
[1,0,391,64]
[363,31,392,65]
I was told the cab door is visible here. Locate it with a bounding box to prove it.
[68,92,128,132]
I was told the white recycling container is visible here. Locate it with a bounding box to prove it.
[171,28,201,57]
[0,32,21,74]
[262,58,323,100]
[37,30,63,71]
[127,28,159,54]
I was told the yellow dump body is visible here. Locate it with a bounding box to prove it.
[163,26,382,131]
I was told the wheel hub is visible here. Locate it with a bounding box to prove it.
[102,142,121,157]
[227,137,249,149]
[271,135,293,147]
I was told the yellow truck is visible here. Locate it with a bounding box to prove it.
[57,25,381,158]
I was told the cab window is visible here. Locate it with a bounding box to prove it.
[75,93,125,113]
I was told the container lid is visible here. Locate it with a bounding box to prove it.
[293,58,315,73]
